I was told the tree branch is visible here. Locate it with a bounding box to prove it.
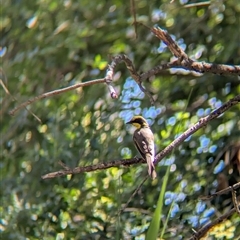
[9,27,240,116]
[189,207,238,240]
[151,27,240,76]
[41,94,240,179]
[41,158,145,180]
[200,182,240,201]
[154,94,240,164]
[9,78,106,116]
[107,54,155,104]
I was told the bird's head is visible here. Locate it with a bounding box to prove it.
[126,116,149,129]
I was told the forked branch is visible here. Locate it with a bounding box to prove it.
[9,27,240,115]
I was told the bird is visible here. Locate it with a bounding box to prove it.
[126,116,157,179]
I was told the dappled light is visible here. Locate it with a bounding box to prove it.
[1,0,240,239]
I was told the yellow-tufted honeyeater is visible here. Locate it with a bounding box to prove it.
[127,116,157,179]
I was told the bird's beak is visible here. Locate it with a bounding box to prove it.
[126,121,132,124]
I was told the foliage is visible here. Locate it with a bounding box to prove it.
[1,0,240,239]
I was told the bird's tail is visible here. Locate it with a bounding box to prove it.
[146,154,157,179]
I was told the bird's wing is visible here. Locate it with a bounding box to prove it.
[133,127,155,160]
[133,127,157,179]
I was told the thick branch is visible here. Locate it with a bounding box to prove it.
[151,27,240,76]
[9,27,240,115]
[41,94,240,179]
[154,94,240,164]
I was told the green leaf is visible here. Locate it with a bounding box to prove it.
[146,165,170,240]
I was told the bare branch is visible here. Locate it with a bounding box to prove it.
[130,0,138,38]
[10,54,155,115]
[41,94,240,179]
[1,78,41,122]
[151,27,240,76]
[108,54,140,83]
[232,187,240,215]
[200,182,240,201]
[189,208,237,240]
[105,66,118,98]
[140,60,179,81]
[41,157,145,180]
[107,54,155,104]
[154,94,240,164]
[151,27,189,60]
[9,27,240,116]
[9,78,106,116]
[118,175,148,215]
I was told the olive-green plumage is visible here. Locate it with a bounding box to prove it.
[127,116,157,179]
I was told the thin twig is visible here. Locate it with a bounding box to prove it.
[118,175,148,215]
[231,187,240,215]
[200,182,240,201]
[9,78,105,116]
[1,78,41,122]
[130,0,138,38]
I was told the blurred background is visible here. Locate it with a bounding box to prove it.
[1,0,240,239]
